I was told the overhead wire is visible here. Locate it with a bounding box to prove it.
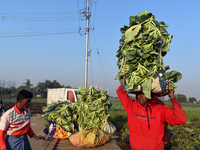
[77,0,88,36]
[0,31,80,38]
[1,12,79,21]
[90,27,108,90]
[89,44,94,86]
[0,12,78,14]
[83,0,108,90]
[77,0,81,29]
[2,16,79,21]
[92,0,97,28]
[0,29,78,34]
[3,18,79,21]
[0,11,83,37]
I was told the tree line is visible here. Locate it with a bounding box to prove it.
[175,94,197,103]
[0,79,72,98]
[0,79,199,103]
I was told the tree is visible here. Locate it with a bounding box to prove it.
[9,86,16,97]
[51,80,63,88]
[65,85,72,88]
[1,88,9,98]
[23,79,33,91]
[189,97,197,103]
[35,82,46,98]
[44,80,51,90]
[176,94,187,103]
[17,86,26,94]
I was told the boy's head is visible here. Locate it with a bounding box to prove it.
[17,90,33,102]
[17,90,33,110]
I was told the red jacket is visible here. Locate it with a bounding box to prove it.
[153,96,168,144]
[116,85,186,150]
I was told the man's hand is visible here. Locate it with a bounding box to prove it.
[122,76,126,85]
[33,134,45,140]
[168,88,175,99]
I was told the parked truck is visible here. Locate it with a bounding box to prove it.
[47,88,78,105]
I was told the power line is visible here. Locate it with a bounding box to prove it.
[0,28,80,34]
[4,16,79,19]
[1,12,80,21]
[92,0,97,28]
[2,16,79,21]
[0,30,79,34]
[91,29,108,89]
[0,31,80,38]
[0,12,78,15]
[3,18,79,21]
[77,0,81,29]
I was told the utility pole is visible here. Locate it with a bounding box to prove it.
[84,0,90,89]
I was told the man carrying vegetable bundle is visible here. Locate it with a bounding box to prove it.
[115,10,186,149]
[0,90,45,150]
[116,85,186,150]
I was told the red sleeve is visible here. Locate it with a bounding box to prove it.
[161,98,187,125]
[116,85,135,111]
[28,127,35,138]
[0,130,6,150]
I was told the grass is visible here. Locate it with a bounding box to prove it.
[109,98,200,130]
[1,97,47,103]
[109,98,200,148]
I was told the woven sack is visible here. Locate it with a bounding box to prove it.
[69,128,111,148]
[124,72,169,97]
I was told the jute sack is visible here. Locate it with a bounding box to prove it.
[69,132,84,147]
[69,128,111,148]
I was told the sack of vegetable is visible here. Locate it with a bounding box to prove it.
[116,10,182,99]
[53,124,71,139]
[43,120,71,139]
[69,128,111,148]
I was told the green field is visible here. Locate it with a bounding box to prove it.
[2,97,199,149]
[109,99,200,149]
[1,97,47,103]
[3,97,200,119]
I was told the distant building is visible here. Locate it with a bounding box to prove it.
[0,80,16,88]
[11,81,16,88]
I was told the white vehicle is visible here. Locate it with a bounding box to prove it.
[47,88,78,105]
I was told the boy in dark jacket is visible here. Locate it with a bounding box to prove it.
[116,85,186,150]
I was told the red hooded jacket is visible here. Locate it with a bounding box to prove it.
[153,96,168,144]
[116,85,186,150]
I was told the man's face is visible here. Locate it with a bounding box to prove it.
[136,92,149,106]
[19,98,31,109]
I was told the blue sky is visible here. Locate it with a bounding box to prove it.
[0,0,199,100]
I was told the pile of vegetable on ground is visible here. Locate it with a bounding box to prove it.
[42,86,115,147]
[115,10,182,98]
